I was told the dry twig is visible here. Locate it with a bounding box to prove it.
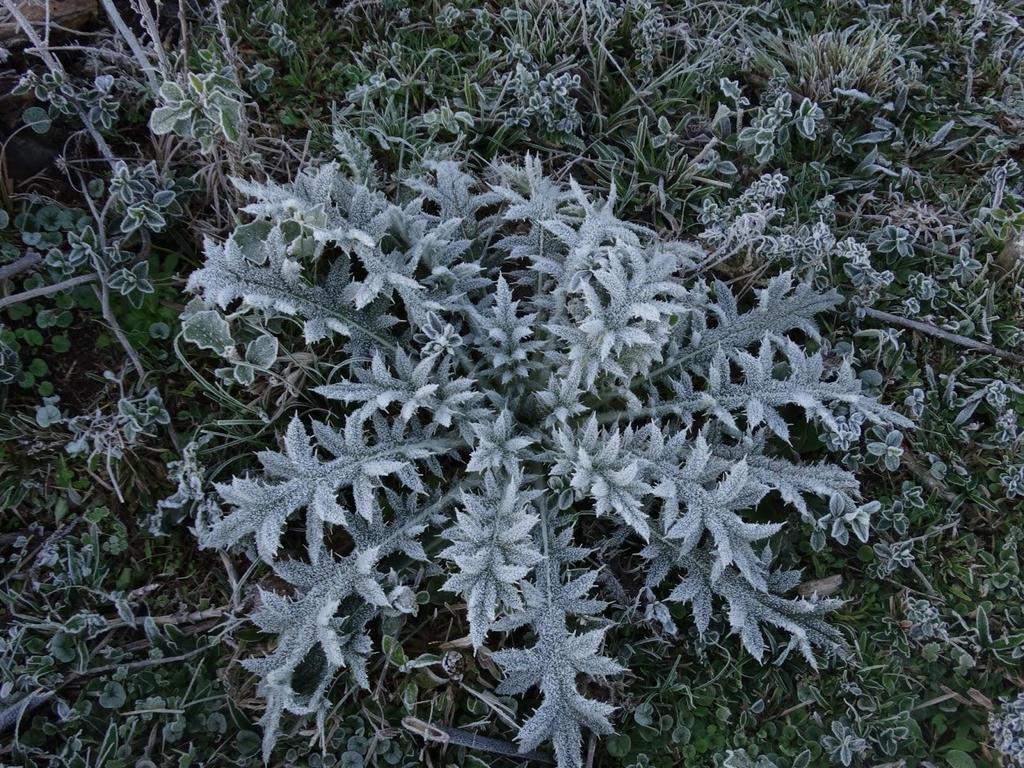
[863,306,1024,365]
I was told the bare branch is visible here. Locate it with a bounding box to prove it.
[863,306,1024,365]
[0,253,41,282]
[0,272,97,310]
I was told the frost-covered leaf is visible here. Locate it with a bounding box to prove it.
[245,335,279,368]
[494,511,623,768]
[666,549,844,666]
[181,310,234,355]
[440,469,542,647]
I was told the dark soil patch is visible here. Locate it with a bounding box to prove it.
[47,309,121,410]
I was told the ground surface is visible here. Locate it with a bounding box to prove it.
[1,1,1023,767]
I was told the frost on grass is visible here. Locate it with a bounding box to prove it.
[184,139,909,767]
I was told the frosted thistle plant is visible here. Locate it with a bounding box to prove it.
[183,138,910,767]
